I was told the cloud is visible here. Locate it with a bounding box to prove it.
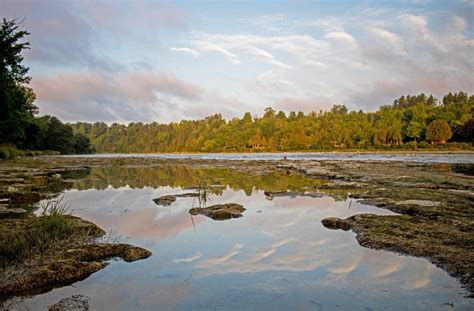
[0,0,187,71]
[324,31,358,49]
[170,47,201,57]
[275,97,335,112]
[31,71,203,122]
[368,27,405,54]
[3,1,474,121]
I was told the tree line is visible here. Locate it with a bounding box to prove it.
[0,19,94,155]
[71,92,473,153]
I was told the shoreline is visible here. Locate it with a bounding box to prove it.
[63,150,474,155]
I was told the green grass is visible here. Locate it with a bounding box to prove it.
[40,196,70,216]
[196,178,210,207]
[1,197,81,265]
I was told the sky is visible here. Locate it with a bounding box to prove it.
[1,0,473,123]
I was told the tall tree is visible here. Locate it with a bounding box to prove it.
[0,19,37,147]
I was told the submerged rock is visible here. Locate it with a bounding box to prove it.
[189,203,245,220]
[49,294,90,311]
[153,195,176,206]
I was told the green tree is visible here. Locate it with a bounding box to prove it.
[0,19,37,147]
[426,119,452,145]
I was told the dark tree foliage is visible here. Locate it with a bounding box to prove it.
[0,19,93,154]
[71,92,473,153]
[0,18,37,147]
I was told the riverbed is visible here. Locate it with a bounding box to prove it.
[3,161,473,310]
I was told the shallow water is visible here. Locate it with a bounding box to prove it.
[6,166,473,310]
[62,151,474,164]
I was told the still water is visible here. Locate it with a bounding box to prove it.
[7,166,473,310]
[62,152,474,164]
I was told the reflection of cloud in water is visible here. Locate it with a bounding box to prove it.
[272,238,294,248]
[306,238,329,247]
[250,249,277,263]
[372,261,403,278]
[279,221,297,227]
[92,207,203,240]
[403,263,434,290]
[174,252,203,263]
[198,244,244,268]
[328,257,361,274]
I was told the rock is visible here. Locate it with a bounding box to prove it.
[7,185,19,192]
[153,195,176,206]
[0,219,151,297]
[2,191,43,204]
[321,217,352,231]
[51,174,62,179]
[29,176,50,187]
[121,245,152,262]
[0,205,27,214]
[189,203,245,220]
[66,243,152,263]
[397,200,440,207]
[49,294,90,311]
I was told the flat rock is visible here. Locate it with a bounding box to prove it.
[397,200,440,207]
[153,195,176,206]
[49,294,90,311]
[189,203,245,220]
[0,205,27,214]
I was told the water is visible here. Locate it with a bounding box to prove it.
[62,152,474,164]
[5,166,473,310]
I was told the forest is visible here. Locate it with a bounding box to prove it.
[71,92,473,153]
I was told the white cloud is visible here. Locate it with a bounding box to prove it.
[324,31,358,49]
[170,47,200,57]
[369,27,405,54]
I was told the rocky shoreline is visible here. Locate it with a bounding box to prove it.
[0,155,472,297]
[0,216,151,298]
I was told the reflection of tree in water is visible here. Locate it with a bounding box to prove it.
[69,165,353,201]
